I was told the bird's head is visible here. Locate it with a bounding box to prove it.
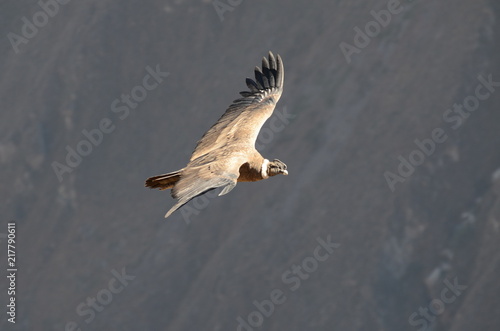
[267,159,288,177]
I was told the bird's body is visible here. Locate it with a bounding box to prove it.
[146,52,288,218]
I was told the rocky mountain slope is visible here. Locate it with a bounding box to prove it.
[1,0,499,330]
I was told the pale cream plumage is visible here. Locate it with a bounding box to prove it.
[145,52,288,218]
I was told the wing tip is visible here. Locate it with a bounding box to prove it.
[275,52,284,88]
[164,201,183,218]
[243,52,284,95]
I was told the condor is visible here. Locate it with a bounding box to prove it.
[146,52,288,218]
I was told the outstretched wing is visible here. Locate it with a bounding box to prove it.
[190,51,284,161]
[164,152,246,218]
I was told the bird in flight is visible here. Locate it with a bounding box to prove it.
[145,51,288,218]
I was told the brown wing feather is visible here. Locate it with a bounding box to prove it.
[190,52,284,161]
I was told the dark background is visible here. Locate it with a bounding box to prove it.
[1,0,500,330]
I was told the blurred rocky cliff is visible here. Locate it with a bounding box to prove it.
[1,0,499,330]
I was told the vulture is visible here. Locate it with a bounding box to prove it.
[145,51,288,218]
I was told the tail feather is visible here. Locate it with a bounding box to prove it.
[145,170,182,190]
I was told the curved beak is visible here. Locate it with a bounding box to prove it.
[283,170,288,175]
